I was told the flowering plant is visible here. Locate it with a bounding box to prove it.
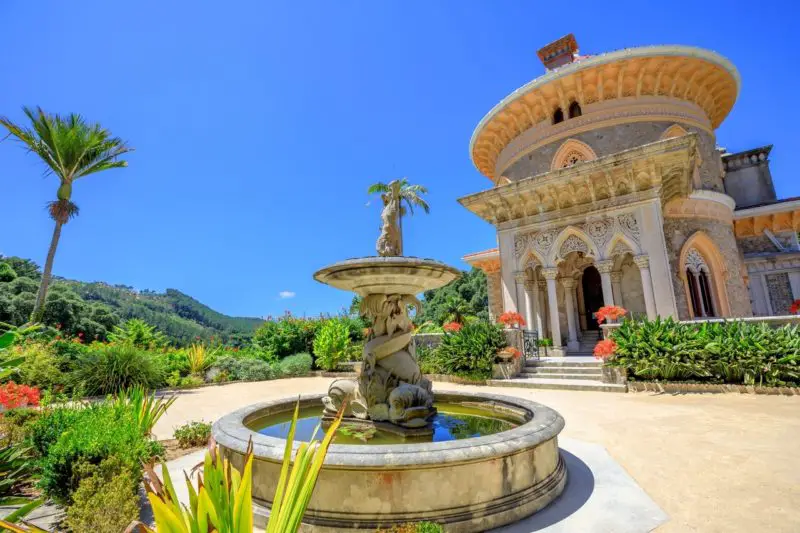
[593,339,617,360]
[791,300,800,315]
[497,312,526,328]
[0,382,41,409]
[497,346,521,360]
[594,305,627,324]
[443,321,462,332]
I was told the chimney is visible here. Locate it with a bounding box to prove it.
[537,34,579,71]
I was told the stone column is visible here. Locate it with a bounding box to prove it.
[538,280,549,337]
[542,268,562,353]
[595,260,615,307]
[524,280,539,334]
[577,275,587,330]
[514,271,526,317]
[611,271,624,308]
[634,255,658,319]
[562,278,579,351]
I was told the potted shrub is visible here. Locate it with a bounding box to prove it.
[495,346,521,362]
[538,337,553,357]
[594,305,627,325]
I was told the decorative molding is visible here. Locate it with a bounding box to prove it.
[616,213,641,242]
[664,192,735,223]
[685,248,709,273]
[611,240,633,257]
[633,254,650,269]
[551,138,598,171]
[514,271,527,283]
[561,277,576,289]
[660,123,689,140]
[559,235,590,257]
[541,268,559,280]
[596,260,615,274]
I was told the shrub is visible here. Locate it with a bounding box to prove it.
[173,421,211,448]
[416,344,445,375]
[313,318,351,370]
[36,403,158,503]
[211,356,277,382]
[278,352,313,377]
[18,343,67,391]
[64,457,140,533]
[0,408,40,446]
[107,318,168,351]
[0,442,37,499]
[160,349,191,377]
[437,321,507,379]
[253,315,317,358]
[610,318,800,386]
[70,343,164,395]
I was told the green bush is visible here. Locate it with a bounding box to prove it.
[160,349,191,377]
[18,343,67,391]
[278,352,313,377]
[416,344,445,375]
[313,318,351,370]
[253,316,317,359]
[211,356,277,382]
[70,343,164,395]
[35,403,159,503]
[173,421,212,448]
[107,318,168,351]
[0,408,41,446]
[610,318,800,386]
[64,456,140,533]
[436,321,506,379]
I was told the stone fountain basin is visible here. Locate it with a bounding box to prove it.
[212,391,567,532]
[313,256,461,296]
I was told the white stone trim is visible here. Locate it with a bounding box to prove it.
[734,198,800,219]
[688,189,736,212]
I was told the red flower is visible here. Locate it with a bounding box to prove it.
[443,321,462,332]
[791,300,800,315]
[499,347,522,359]
[593,339,617,360]
[55,323,62,330]
[497,312,526,328]
[594,306,627,324]
[0,382,41,409]
[78,332,84,338]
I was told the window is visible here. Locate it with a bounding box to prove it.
[568,101,582,118]
[553,108,564,124]
[685,249,717,318]
[698,271,716,317]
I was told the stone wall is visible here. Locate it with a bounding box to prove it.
[486,270,503,320]
[737,235,779,254]
[503,122,723,192]
[663,218,752,318]
[619,260,646,315]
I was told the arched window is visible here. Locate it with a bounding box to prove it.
[679,232,731,319]
[684,248,717,318]
[553,108,564,124]
[551,139,597,170]
[568,101,582,118]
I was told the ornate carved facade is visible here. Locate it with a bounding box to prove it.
[461,35,799,355]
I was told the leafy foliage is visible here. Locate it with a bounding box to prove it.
[70,343,164,395]
[312,318,351,370]
[113,386,176,436]
[609,318,800,386]
[416,268,488,325]
[64,457,140,533]
[173,421,212,448]
[108,319,168,350]
[253,315,317,359]
[436,321,507,379]
[213,356,277,382]
[277,353,313,377]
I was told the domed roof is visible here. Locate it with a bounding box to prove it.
[470,45,740,181]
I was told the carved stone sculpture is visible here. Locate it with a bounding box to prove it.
[376,193,401,257]
[322,293,436,428]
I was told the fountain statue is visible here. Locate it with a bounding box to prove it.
[314,187,460,431]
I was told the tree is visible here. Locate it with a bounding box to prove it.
[439,295,472,325]
[367,178,429,255]
[0,107,132,322]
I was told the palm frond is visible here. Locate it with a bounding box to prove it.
[367,182,390,194]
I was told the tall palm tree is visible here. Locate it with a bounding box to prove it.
[0,107,132,322]
[367,178,429,255]
[440,295,471,325]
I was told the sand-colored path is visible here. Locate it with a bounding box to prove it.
[153,377,800,533]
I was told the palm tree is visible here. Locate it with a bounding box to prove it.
[440,295,471,325]
[0,107,132,322]
[367,178,429,255]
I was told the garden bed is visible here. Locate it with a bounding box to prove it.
[627,381,800,395]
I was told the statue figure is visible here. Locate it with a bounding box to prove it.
[376,192,401,257]
[322,293,436,428]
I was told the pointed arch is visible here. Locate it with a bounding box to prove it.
[517,248,546,272]
[551,139,597,171]
[548,226,600,265]
[678,231,731,318]
[604,232,642,259]
[660,123,689,140]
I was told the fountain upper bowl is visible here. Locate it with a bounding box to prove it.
[313,256,461,295]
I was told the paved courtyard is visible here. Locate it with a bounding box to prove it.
[153,377,800,533]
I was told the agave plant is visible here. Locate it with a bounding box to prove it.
[113,386,177,437]
[186,343,217,375]
[126,400,343,533]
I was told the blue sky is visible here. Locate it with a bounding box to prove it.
[1,1,797,319]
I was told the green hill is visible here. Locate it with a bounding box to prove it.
[0,255,263,345]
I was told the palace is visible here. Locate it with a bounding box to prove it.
[460,35,800,356]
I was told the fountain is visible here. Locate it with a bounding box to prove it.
[213,184,567,531]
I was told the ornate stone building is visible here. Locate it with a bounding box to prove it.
[460,35,800,355]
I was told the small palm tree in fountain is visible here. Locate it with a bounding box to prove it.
[0,107,132,322]
[368,178,429,255]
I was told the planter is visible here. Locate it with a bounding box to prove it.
[492,357,522,379]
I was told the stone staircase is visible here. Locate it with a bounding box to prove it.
[487,355,626,392]
[569,330,602,356]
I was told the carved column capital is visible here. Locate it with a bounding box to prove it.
[524,280,538,291]
[595,259,615,274]
[561,277,576,289]
[514,270,527,283]
[633,254,650,269]
[538,280,548,290]
[541,267,560,281]
[610,271,624,283]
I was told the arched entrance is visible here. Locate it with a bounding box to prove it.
[581,266,604,330]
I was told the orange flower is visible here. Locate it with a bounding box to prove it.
[497,312,526,328]
[593,339,617,360]
[443,321,462,332]
[594,305,627,324]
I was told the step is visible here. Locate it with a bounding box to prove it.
[523,365,603,375]
[519,371,600,381]
[527,358,602,367]
[487,377,627,393]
